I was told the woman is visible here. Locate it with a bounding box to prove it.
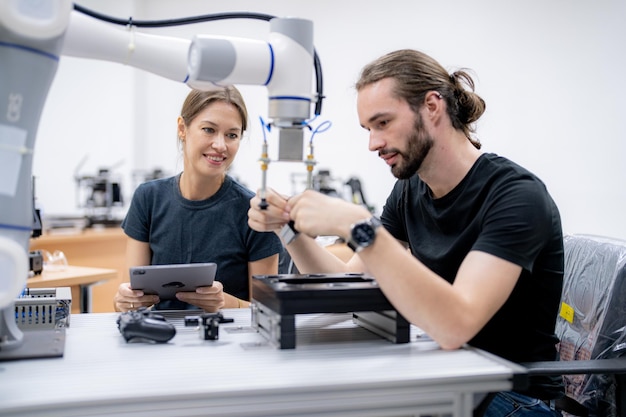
[114,86,283,312]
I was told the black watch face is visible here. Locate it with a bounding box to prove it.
[353,223,375,245]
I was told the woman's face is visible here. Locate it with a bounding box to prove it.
[178,100,243,180]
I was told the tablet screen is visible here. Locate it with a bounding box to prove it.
[129,263,217,300]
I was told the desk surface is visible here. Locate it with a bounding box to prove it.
[0,309,526,417]
[27,265,118,289]
[26,266,119,313]
[30,229,126,313]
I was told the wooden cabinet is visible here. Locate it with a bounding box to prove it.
[27,266,118,314]
[28,228,352,313]
[30,228,127,313]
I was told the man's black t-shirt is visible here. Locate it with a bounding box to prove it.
[381,153,564,400]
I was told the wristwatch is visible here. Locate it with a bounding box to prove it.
[279,221,299,245]
[347,216,382,252]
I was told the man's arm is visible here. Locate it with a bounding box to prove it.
[283,190,523,350]
[248,188,367,274]
[250,188,521,350]
[284,234,365,273]
[357,228,521,350]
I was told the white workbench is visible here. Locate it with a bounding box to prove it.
[0,309,527,417]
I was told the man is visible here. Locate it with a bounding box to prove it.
[248,49,564,416]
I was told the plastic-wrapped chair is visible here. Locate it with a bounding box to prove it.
[524,234,626,417]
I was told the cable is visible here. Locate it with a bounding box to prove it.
[72,3,324,116]
[73,4,274,27]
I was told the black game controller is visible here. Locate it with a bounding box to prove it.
[117,308,176,343]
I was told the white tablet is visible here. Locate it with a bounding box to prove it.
[129,263,217,300]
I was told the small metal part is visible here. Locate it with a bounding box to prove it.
[185,313,233,340]
[258,142,270,210]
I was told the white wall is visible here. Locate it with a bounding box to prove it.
[34,0,626,239]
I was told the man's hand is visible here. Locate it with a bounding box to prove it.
[288,190,371,240]
[248,188,291,233]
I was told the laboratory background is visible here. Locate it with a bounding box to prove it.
[5,2,626,415]
[33,0,626,240]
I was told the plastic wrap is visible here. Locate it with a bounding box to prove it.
[556,234,626,417]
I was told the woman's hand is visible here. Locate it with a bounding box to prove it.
[114,282,159,312]
[175,280,226,312]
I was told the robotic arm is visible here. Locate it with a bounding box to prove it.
[0,0,319,357]
[62,8,317,134]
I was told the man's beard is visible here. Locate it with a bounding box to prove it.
[391,113,434,180]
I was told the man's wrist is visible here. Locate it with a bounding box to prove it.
[347,216,382,252]
[279,221,299,245]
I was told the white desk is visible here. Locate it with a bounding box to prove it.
[0,309,527,417]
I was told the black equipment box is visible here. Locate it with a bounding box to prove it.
[251,273,410,349]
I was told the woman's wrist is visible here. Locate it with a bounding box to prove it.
[230,295,248,308]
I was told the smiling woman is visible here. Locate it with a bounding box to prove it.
[113,86,283,314]
[177,88,247,200]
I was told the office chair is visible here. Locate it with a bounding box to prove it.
[523,234,626,417]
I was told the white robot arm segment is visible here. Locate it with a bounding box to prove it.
[0,0,72,40]
[62,11,192,83]
[0,0,318,358]
[62,9,315,148]
[188,35,272,87]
